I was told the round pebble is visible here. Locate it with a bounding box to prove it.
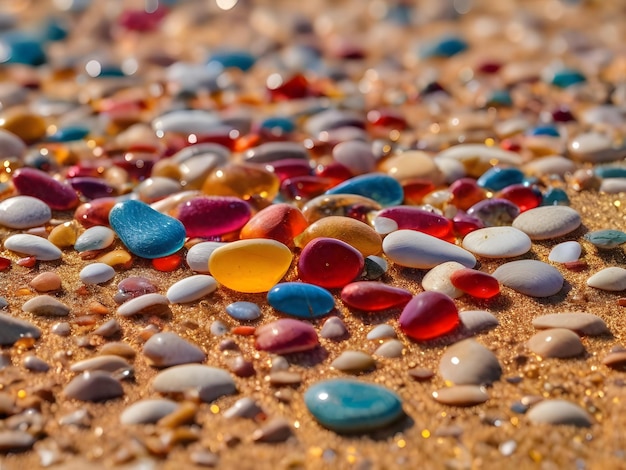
[586,267,626,291]
[462,226,532,258]
[548,241,582,263]
[70,355,131,373]
[527,328,585,358]
[439,339,502,385]
[527,400,592,427]
[492,260,564,297]
[4,234,62,261]
[143,332,206,367]
[152,364,236,403]
[0,196,51,229]
[267,282,335,319]
[166,275,218,303]
[79,263,116,284]
[512,206,582,240]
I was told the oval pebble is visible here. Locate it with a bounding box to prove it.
[0,312,41,346]
[532,313,609,336]
[331,351,376,373]
[295,216,382,257]
[548,241,582,263]
[63,371,124,402]
[304,379,404,433]
[421,261,465,299]
[186,241,226,273]
[225,301,261,321]
[254,318,319,354]
[298,237,364,288]
[0,196,51,229]
[600,178,626,194]
[492,260,564,297]
[74,226,116,252]
[399,291,459,341]
[383,229,476,269]
[143,332,206,367]
[432,385,489,407]
[325,173,404,207]
[439,339,502,385]
[340,281,413,311]
[0,431,36,453]
[373,339,404,358]
[527,400,592,427]
[166,275,217,303]
[4,234,62,261]
[586,267,626,291]
[584,229,626,249]
[79,263,116,284]
[117,293,170,317]
[459,310,499,335]
[22,295,70,316]
[527,328,584,358]
[120,399,180,425]
[367,324,397,340]
[320,316,348,339]
[151,364,236,402]
[267,282,334,319]
[70,355,131,373]
[512,206,581,240]
[12,167,79,210]
[462,226,531,258]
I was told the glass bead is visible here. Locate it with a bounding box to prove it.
[298,237,364,288]
[281,175,335,202]
[267,73,312,100]
[450,268,500,299]
[152,253,182,272]
[239,203,309,248]
[340,282,412,311]
[402,179,436,205]
[498,184,542,212]
[266,158,312,183]
[202,163,280,205]
[399,292,459,341]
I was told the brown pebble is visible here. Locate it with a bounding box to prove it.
[160,427,200,447]
[618,298,626,307]
[51,322,71,337]
[88,301,110,315]
[268,371,302,387]
[29,272,62,292]
[274,389,293,403]
[252,417,292,443]
[226,355,255,377]
[218,338,239,351]
[157,401,198,428]
[93,318,121,338]
[432,385,489,407]
[99,341,137,359]
[527,328,585,358]
[22,355,50,372]
[602,350,626,370]
[408,367,435,381]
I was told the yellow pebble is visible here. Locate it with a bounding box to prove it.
[48,221,79,248]
[209,239,293,293]
[294,216,382,257]
[97,249,132,267]
[0,108,47,143]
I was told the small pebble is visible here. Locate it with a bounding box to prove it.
[166,275,218,303]
[421,261,465,299]
[532,313,609,335]
[225,301,261,321]
[79,263,116,284]
[151,364,237,402]
[0,311,41,345]
[4,234,62,261]
[252,417,293,443]
[29,272,62,292]
[367,324,397,341]
[432,385,489,407]
[74,226,116,252]
[548,241,582,263]
[320,316,349,339]
[99,342,137,359]
[587,267,626,291]
[331,351,375,373]
[186,241,226,273]
[267,282,335,319]
[63,371,124,402]
[92,318,121,337]
[512,206,581,240]
[373,340,404,358]
[0,430,36,453]
[70,355,131,373]
[50,321,71,337]
[22,355,50,372]
[0,196,51,229]
[226,355,255,377]
[120,399,180,425]
[224,397,263,419]
[143,332,206,367]
[527,328,585,358]
[22,295,70,316]
[459,310,499,335]
[269,370,302,386]
[210,320,229,336]
[492,260,564,297]
[527,400,592,427]
[116,293,169,317]
[255,319,319,354]
[439,339,502,385]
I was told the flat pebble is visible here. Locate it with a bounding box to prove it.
[340,281,412,310]
[527,328,585,358]
[492,260,564,297]
[320,316,348,339]
[166,275,217,303]
[120,399,180,425]
[79,263,116,284]
[255,318,319,354]
[602,350,626,369]
[373,340,404,358]
[432,385,489,407]
[99,342,137,359]
[527,400,592,427]
[587,267,626,291]
[568,132,624,163]
[459,310,499,335]
[4,234,62,261]
[0,430,36,453]
[152,364,236,402]
[0,311,41,345]
[0,196,51,229]
[331,351,375,373]
[22,295,70,316]
[367,324,396,340]
[143,332,206,367]
[462,227,531,258]
[439,339,502,385]
[29,272,62,292]
[548,241,582,263]
[225,301,261,321]
[74,226,116,252]
[70,355,131,373]
[186,241,226,273]
[116,293,170,317]
[63,371,124,402]
[325,173,404,207]
[512,206,581,240]
[532,313,609,336]
[267,282,335,319]
[93,318,121,337]
[224,397,263,419]
[584,229,626,249]
[421,261,465,298]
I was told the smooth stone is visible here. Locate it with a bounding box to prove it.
[12,167,78,210]
[210,320,229,336]
[186,241,226,273]
[22,295,70,316]
[63,371,124,402]
[0,430,36,453]
[135,177,182,203]
[383,229,476,269]
[0,129,26,159]
[527,400,592,427]
[600,178,626,194]
[584,230,626,249]
[99,342,137,359]
[367,324,397,340]
[399,291,459,341]
[325,173,404,207]
[304,379,403,433]
[74,226,116,252]
[512,206,581,240]
[421,261,465,298]
[29,272,62,292]
[432,385,489,407]
[150,190,202,213]
[0,196,51,229]
[548,241,582,263]
[305,109,366,135]
[297,237,364,288]
[209,239,293,293]
[92,318,121,338]
[69,177,116,200]
[340,281,411,311]
[115,276,159,304]
[79,263,116,284]
[70,355,131,373]
[109,200,186,259]
[267,282,335,319]
[254,318,319,354]
[602,350,626,369]
[166,275,217,303]
[320,316,348,339]
[143,332,206,367]
[462,227,532,258]
[436,145,524,172]
[4,234,62,261]
[332,140,376,175]
[523,155,577,178]
[587,267,626,291]
[459,310,499,335]
[0,312,41,345]
[466,198,520,227]
[252,418,293,443]
[225,301,261,321]
[532,313,609,336]
[224,397,263,419]
[331,351,376,373]
[373,340,404,358]
[492,260,563,297]
[23,355,49,372]
[151,365,236,402]
[568,132,626,163]
[527,328,584,358]
[120,399,180,425]
[380,150,444,185]
[477,166,524,191]
[295,216,382,257]
[245,141,308,164]
[116,293,170,317]
[152,110,220,135]
[175,196,251,239]
[439,339,502,385]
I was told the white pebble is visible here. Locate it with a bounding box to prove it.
[587,267,626,291]
[492,260,564,297]
[548,241,582,263]
[462,226,531,258]
[74,226,115,252]
[117,293,170,317]
[422,261,465,298]
[366,324,396,340]
[4,234,62,261]
[151,364,236,403]
[512,206,581,240]
[186,242,227,273]
[166,275,218,304]
[0,196,51,229]
[527,400,592,427]
[80,263,116,284]
[600,178,626,194]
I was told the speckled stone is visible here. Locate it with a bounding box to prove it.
[492,260,564,297]
[4,234,62,261]
[0,196,51,229]
[527,400,592,427]
[512,206,581,240]
[151,364,236,403]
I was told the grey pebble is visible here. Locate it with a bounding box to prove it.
[63,371,124,402]
[432,385,489,407]
[22,355,49,372]
[252,417,292,443]
[0,311,41,345]
[120,398,180,425]
[439,339,502,385]
[527,400,593,427]
[22,295,70,317]
[151,364,237,403]
[93,318,121,337]
[373,339,404,358]
[70,355,131,373]
[51,321,71,337]
[79,263,116,284]
[459,310,499,335]
[225,301,261,321]
[492,260,564,297]
[0,430,36,453]
[4,234,62,261]
[320,316,348,339]
[224,397,263,419]
[366,324,397,340]
[512,206,581,240]
[527,328,584,358]
[143,332,206,367]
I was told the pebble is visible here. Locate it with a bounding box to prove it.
[209,239,293,293]
[532,313,609,336]
[331,351,376,373]
[0,312,41,345]
[109,200,186,259]
[340,282,412,310]
[527,400,592,427]
[224,397,263,420]
[466,198,520,227]
[70,355,131,373]
[254,319,319,354]
[239,202,308,248]
[523,155,576,178]
[492,260,564,297]
[267,282,335,319]
[246,141,308,163]
[399,292,459,341]
[22,355,49,372]
[298,237,364,288]
[99,342,137,359]
[74,226,116,252]
[450,268,500,299]
[295,216,382,257]
[568,132,624,163]
[325,173,404,206]
[152,364,236,402]
[527,329,585,358]
[63,371,124,402]
[114,276,158,304]
[512,206,582,240]
[439,339,502,385]
[373,340,404,358]
[29,272,62,292]
[51,321,71,336]
[320,316,349,339]
[548,241,582,263]
[4,234,62,261]
[120,399,180,425]
[152,109,220,135]
[602,349,626,369]
[383,229,476,269]
[0,431,36,453]
[459,310,499,335]
[269,370,302,386]
[252,418,293,443]
[116,293,170,317]
[432,385,489,407]
[421,261,465,299]
[0,196,51,229]
[586,267,626,291]
[373,206,452,238]
[584,229,626,249]
[79,263,116,284]
[304,379,403,433]
[600,178,626,194]
[332,140,376,175]
[462,226,531,258]
[435,145,523,174]
[186,241,226,273]
[226,355,255,377]
[22,295,70,316]
[225,301,261,322]
[210,320,229,336]
[12,167,79,210]
[367,324,397,340]
[175,196,251,239]
[166,275,218,303]
[143,332,206,367]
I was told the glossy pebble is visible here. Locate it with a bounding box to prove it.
[320,316,348,339]
[239,203,308,248]
[462,226,531,259]
[245,141,308,163]
[492,260,564,297]
[225,301,261,321]
[114,276,158,304]
[432,385,489,407]
[331,351,376,373]
[109,200,185,259]
[186,241,226,273]
[70,355,130,373]
[166,275,218,303]
[548,241,582,263]
[325,173,403,207]
[367,324,397,340]
[466,198,520,227]
[532,313,609,336]
[527,400,592,427]
[79,263,116,284]
[120,399,180,425]
[255,318,319,354]
[332,140,376,175]
[450,268,500,299]
[399,292,459,341]
[304,379,403,433]
[4,234,62,260]
[439,339,502,385]
[295,216,382,257]
[0,196,51,229]
[340,282,413,311]
[30,272,61,292]
[267,282,334,319]
[421,261,465,298]
[476,166,524,191]
[527,328,584,358]
[175,196,251,239]
[152,110,220,135]
[298,238,364,288]
[74,226,116,252]
[22,295,70,316]
[586,267,626,291]
[209,239,293,293]
[584,230,626,249]
[0,312,41,346]
[143,332,206,367]
[459,310,499,335]
[512,206,581,240]
[151,364,236,403]
[12,167,79,210]
[63,371,123,402]
[383,229,476,269]
[117,293,169,317]
[373,206,452,238]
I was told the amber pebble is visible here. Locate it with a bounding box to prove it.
[0,108,47,143]
[74,198,117,228]
[301,194,381,224]
[379,150,444,185]
[97,249,132,268]
[48,221,79,248]
[240,203,308,248]
[294,216,382,257]
[29,272,62,292]
[298,237,364,288]
[202,163,280,204]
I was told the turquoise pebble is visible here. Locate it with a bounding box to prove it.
[109,200,186,259]
[583,229,626,249]
[267,282,335,319]
[46,125,89,142]
[542,187,570,206]
[325,173,404,207]
[550,68,586,88]
[486,90,512,107]
[225,301,261,321]
[594,167,626,179]
[97,65,125,78]
[208,50,256,71]
[421,35,467,58]
[304,379,404,433]
[0,32,46,66]
[528,125,560,137]
[260,116,295,134]
[476,167,524,191]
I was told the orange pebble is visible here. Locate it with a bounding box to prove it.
[152,253,182,272]
[232,326,256,336]
[240,203,308,248]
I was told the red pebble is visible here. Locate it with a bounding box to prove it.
[239,203,309,248]
[449,178,486,211]
[452,211,484,237]
[74,198,117,228]
[298,237,364,288]
[12,167,79,210]
[402,179,436,205]
[563,260,588,272]
[152,253,182,272]
[340,282,413,311]
[498,184,542,212]
[232,326,256,336]
[267,158,313,183]
[175,196,252,239]
[375,207,453,239]
[280,176,335,202]
[315,161,353,185]
[0,257,11,271]
[450,268,500,299]
[366,109,408,130]
[267,73,312,100]
[399,292,459,341]
[17,257,36,268]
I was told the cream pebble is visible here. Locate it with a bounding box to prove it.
[151,364,236,403]
[4,234,62,261]
[462,226,531,258]
[330,351,376,373]
[421,261,465,298]
[432,385,489,407]
[166,275,218,304]
[512,206,581,240]
[120,399,180,425]
[186,241,226,273]
[70,355,131,373]
[532,313,609,336]
[527,400,593,427]
[568,132,625,163]
[439,339,502,386]
[586,267,626,291]
[459,310,499,335]
[117,293,170,317]
[0,196,51,229]
[79,263,116,284]
[492,260,564,297]
[527,328,584,358]
[74,226,116,253]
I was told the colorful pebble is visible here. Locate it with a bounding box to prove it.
[399,292,459,341]
[267,282,335,319]
[298,237,364,288]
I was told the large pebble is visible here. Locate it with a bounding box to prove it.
[166,275,218,303]
[383,229,476,269]
[439,339,502,385]
[22,295,70,316]
[143,332,206,367]
[186,241,226,273]
[432,385,489,407]
[400,291,459,341]
[462,226,531,258]
[532,313,609,336]
[568,132,625,163]
[0,196,51,229]
[255,318,319,354]
[527,400,592,427]
[421,261,465,298]
[63,371,124,402]
[527,328,584,358]
[492,260,563,297]
[512,206,581,240]
[586,267,626,291]
[120,399,180,425]
[548,241,582,263]
[79,263,116,284]
[151,364,236,402]
[74,226,116,252]
[584,229,626,249]
[331,351,375,373]
[117,293,170,317]
[267,282,335,319]
[12,167,79,210]
[4,234,62,261]
[0,312,41,345]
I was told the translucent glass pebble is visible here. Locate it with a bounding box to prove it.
[12,167,79,210]
[399,291,459,341]
[340,282,412,311]
[202,163,280,203]
[239,203,309,248]
[174,196,251,239]
[226,301,261,321]
[373,206,452,238]
[325,173,404,207]
[255,318,319,354]
[0,196,51,229]
[298,237,364,288]
[450,268,500,299]
[267,282,335,319]
[466,198,520,227]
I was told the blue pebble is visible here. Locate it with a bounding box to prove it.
[542,187,570,206]
[208,50,256,71]
[108,200,186,259]
[225,301,262,321]
[0,32,46,66]
[476,167,525,191]
[421,35,467,59]
[325,173,404,207]
[97,65,125,78]
[528,125,560,137]
[304,379,404,433]
[267,282,334,319]
[583,229,626,249]
[46,125,89,142]
[260,117,295,134]
[594,166,626,179]
[41,18,69,42]
[486,90,512,107]
[550,68,586,88]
